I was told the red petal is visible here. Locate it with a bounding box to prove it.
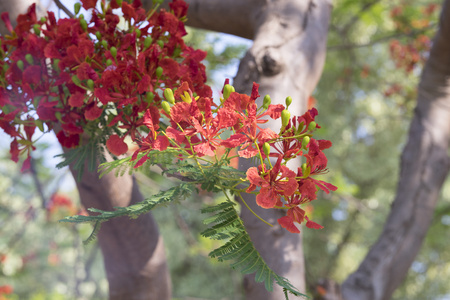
[221,134,247,148]
[81,0,97,9]
[250,82,260,100]
[305,216,324,229]
[256,188,279,209]
[106,135,128,156]
[68,92,85,107]
[1,12,13,32]
[10,139,19,162]
[137,74,151,94]
[84,103,103,120]
[278,216,300,233]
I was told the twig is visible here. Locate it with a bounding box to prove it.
[53,0,75,18]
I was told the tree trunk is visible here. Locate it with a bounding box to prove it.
[341,1,450,299]
[233,1,332,298]
[69,154,172,300]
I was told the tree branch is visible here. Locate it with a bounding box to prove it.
[53,0,74,18]
[341,1,450,299]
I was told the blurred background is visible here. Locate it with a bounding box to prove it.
[1,0,450,299]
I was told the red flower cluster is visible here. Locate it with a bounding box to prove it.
[134,80,336,233]
[0,0,210,169]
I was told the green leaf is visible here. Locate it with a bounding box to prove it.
[200,201,307,299]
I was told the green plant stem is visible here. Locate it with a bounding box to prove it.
[237,192,273,227]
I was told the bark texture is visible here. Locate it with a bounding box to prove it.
[69,154,172,300]
[232,0,332,298]
[341,2,450,299]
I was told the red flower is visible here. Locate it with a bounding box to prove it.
[246,156,298,208]
[106,135,128,156]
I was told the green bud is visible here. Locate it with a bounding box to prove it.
[74,3,81,15]
[146,92,154,102]
[17,60,24,71]
[116,0,123,6]
[301,163,310,177]
[71,75,81,86]
[172,46,181,57]
[80,18,88,31]
[101,40,108,49]
[53,59,60,72]
[3,64,9,72]
[135,29,141,38]
[161,101,171,115]
[87,79,95,90]
[281,109,290,128]
[263,95,271,109]
[285,96,292,108]
[106,59,113,66]
[33,24,41,35]
[25,54,33,65]
[110,47,117,59]
[95,31,102,40]
[302,136,310,149]
[144,36,153,49]
[79,14,84,19]
[223,84,235,100]
[164,88,175,104]
[35,119,45,132]
[156,66,163,78]
[55,111,62,121]
[40,17,47,23]
[157,40,164,49]
[262,142,271,157]
[308,121,316,131]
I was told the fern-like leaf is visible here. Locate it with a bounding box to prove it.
[60,183,195,243]
[200,201,307,300]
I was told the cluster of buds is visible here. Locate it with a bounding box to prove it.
[134,80,336,233]
[0,0,210,169]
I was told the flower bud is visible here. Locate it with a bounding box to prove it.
[146,92,154,102]
[95,32,102,40]
[40,17,47,23]
[25,54,33,65]
[223,84,234,100]
[35,119,45,132]
[157,40,164,49]
[74,3,81,15]
[110,47,117,58]
[156,66,163,78]
[71,75,81,86]
[262,142,271,157]
[308,121,316,131]
[281,109,290,128]
[55,111,62,121]
[33,24,40,35]
[144,36,152,49]
[116,0,123,6]
[135,29,141,38]
[80,18,88,31]
[285,96,292,108]
[101,40,108,49]
[106,59,113,66]
[302,136,310,149]
[263,95,271,109]
[17,60,24,71]
[161,101,171,115]
[87,79,95,90]
[301,163,310,177]
[52,59,60,72]
[164,88,175,104]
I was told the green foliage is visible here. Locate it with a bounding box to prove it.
[55,139,106,181]
[200,201,306,299]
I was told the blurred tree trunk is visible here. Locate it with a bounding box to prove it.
[341,1,450,299]
[68,151,172,300]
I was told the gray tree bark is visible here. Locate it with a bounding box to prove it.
[341,1,450,299]
[70,157,172,300]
